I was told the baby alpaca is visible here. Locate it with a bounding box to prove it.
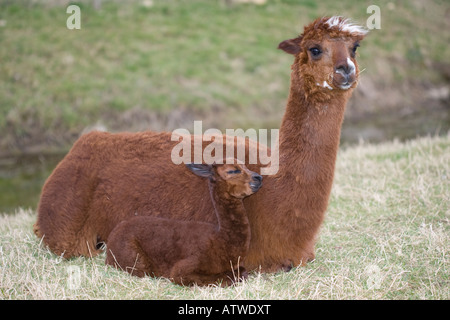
[105,161,262,286]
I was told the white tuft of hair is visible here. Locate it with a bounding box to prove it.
[325,16,368,36]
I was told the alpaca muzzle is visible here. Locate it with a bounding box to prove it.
[334,57,356,90]
[249,173,263,192]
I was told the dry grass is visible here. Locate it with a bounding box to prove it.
[0,134,448,299]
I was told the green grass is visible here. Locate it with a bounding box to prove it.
[1,135,448,299]
[0,0,449,151]
[0,1,449,296]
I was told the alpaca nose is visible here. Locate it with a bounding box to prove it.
[250,173,263,191]
[336,64,353,82]
[252,174,262,183]
[335,64,351,77]
[335,58,356,79]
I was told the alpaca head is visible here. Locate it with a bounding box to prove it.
[278,16,368,99]
[186,160,263,198]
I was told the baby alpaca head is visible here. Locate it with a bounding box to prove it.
[186,160,262,199]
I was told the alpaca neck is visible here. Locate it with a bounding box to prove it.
[278,68,350,177]
[272,66,352,229]
[209,182,250,246]
[244,60,354,270]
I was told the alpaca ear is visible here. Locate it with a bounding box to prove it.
[185,163,213,178]
[278,36,302,55]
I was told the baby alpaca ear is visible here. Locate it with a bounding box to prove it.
[185,163,213,178]
[278,36,302,55]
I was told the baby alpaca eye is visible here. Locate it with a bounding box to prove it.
[309,47,322,57]
[227,169,241,174]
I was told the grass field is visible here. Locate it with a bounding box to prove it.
[1,134,448,300]
[1,0,449,211]
[1,0,449,152]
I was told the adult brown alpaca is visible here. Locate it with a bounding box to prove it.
[106,161,262,286]
[34,16,367,271]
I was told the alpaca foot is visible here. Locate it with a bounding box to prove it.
[282,264,293,272]
[236,266,249,280]
[278,255,314,272]
[96,236,106,250]
[221,267,248,286]
[33,223,42,238]
[280,259,294,272]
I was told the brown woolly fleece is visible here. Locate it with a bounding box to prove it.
[105,162,262,286]
[34,16,367,272]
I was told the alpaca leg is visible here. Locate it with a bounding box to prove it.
[169,258,226,286]
[169,258,202,286]
[36,161,100,258]
[181,266,248,287]
[295,238,316,267]
[106,233,150,278]
[106,247,147,277]
[170,259,248,287]
[172,270,236,287]
[219,266,249,286]
[304,238,316,262]
[36,206,101,258]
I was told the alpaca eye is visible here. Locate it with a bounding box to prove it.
[309,47,322,57]
[227,170,241,174]
[352,44,360,53]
